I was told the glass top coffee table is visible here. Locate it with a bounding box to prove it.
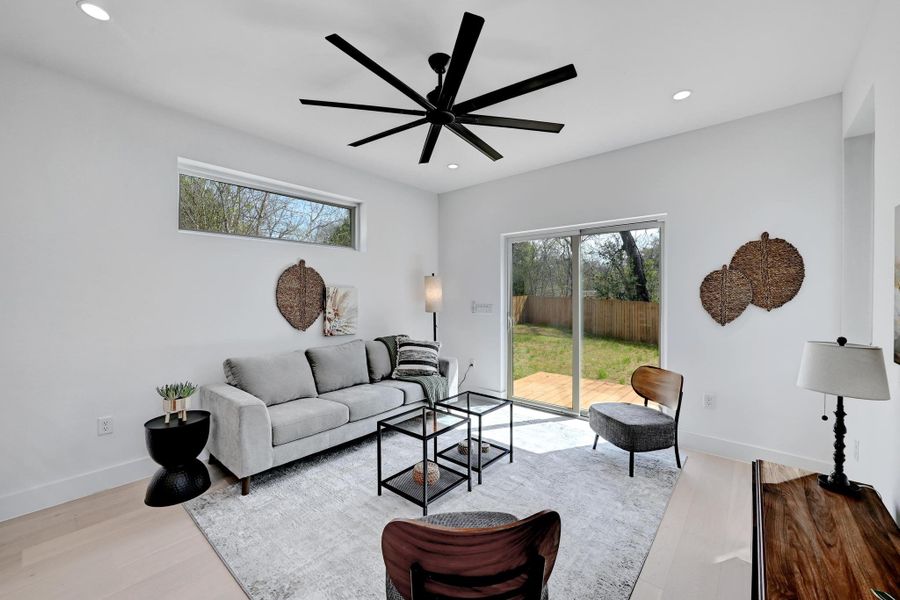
[435,392,514,485]
[377,406,472,516]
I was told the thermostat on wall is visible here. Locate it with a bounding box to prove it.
[471,302,494,314]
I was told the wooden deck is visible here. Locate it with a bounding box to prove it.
[513,371,642,412]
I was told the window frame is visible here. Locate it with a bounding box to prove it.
[177,158,366,251]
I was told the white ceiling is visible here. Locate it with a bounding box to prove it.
[0,0,876,193]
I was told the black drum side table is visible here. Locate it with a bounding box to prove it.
[144,410,211,507]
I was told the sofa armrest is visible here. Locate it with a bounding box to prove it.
[440,357,459,396]
[199,384,274,479]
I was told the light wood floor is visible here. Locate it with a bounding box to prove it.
[0,451,751,599]
[514,371,644,410]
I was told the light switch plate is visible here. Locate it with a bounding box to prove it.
[471,302,494,314]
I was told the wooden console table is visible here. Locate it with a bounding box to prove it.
[752,460,900,599]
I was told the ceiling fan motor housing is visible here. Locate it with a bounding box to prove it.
[428,52,451,75]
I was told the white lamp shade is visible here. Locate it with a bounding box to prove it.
[796,340,890,400]
[424,275,442,313]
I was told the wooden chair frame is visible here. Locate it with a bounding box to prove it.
[409,554,546,600]
[382,510,561,600]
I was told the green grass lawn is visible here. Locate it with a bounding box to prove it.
[513,324,659,385]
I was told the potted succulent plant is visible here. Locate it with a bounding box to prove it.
[156,381,196,423]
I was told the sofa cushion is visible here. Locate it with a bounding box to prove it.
[268,398,350,446]
[374,380,425,404]
[223,351,317,406]
[393,336,441,377]
[319,384,404,421]
[306,340,370,394]
[365,340,393,382]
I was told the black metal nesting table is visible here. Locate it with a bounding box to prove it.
[377,406,471,515]
[436,392,514,485]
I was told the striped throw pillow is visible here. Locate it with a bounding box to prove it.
[393,336,441,377]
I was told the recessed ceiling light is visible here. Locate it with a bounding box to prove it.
[447,163,459,170]
[672,89,692,101]
[76,1,110,21]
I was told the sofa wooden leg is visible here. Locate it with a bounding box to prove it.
[241,476,251,496]
[592,434,599,450]
[629,452,634,477]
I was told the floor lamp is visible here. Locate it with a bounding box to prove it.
[796,337,890,495]
[425,273,442,342]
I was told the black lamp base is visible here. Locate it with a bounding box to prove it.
[818,384,861,497]
[817,473,861,496]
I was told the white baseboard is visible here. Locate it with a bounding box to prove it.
[471,393,831,472]
[463,384,508,397]
[0,457,157,523]
[679,431,831,473]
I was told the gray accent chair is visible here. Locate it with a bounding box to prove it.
[200,339,458,494]
[588,365,683,477]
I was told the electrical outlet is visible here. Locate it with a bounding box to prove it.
[702,393,716,410]
[468,358,476,368]
[97,416,113,436]
[853,439,860,462]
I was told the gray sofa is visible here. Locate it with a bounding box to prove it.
[199,339,458,494]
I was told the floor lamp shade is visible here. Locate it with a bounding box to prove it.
[796,340,889,400]
[424,274,443,313]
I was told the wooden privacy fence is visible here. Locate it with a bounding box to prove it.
[511,295,528,324]
[513,296,659,344]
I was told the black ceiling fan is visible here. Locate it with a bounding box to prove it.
[299,12,577,164]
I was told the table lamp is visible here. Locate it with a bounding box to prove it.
[424,273,442,342]
[796,337,890,495]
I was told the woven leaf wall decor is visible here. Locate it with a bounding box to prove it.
[275,260,324,331]
[730,232,804,311]
[700,265,753,326]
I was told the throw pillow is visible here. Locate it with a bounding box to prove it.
[393,336,441,377]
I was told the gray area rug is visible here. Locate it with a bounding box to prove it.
[185,405,680,600]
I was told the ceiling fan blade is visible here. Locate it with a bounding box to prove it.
[349,118,428,147]
[326,33,435,111]
[438,12,485,110]
[452,64,577,114]
[456,114,564,133]
[447,123,502,161]
[300,99,425,117]
[418,124,443,164]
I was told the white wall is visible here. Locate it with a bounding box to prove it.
[842,0,900,518]
[0,56,438,521]
[841,134,874,344]
[439,96,844,476]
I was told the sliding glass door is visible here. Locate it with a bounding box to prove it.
[579,227,660,415]
[509,236,575,410]
[508,223,662,415]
